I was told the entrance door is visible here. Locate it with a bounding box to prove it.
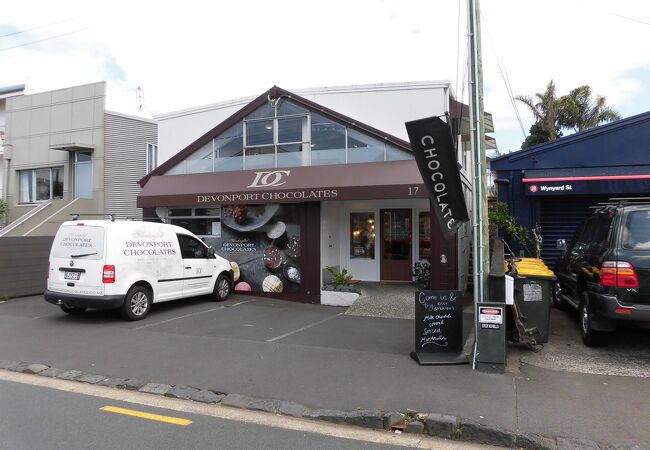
[380,209,412,281]
[74,152,93,199]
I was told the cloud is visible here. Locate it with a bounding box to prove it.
[0,0,648,151]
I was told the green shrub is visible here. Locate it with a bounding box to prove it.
[326,266,354,285]
[0,198,6,220]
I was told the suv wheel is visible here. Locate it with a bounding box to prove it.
[213,273,231,302]
[552,282,570,311]
[121,286,152,321]
[579,293,607,347]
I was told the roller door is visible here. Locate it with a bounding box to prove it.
[539,196,607,269]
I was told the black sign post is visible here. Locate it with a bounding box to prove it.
[411,290,468,365]
[405,115,469,240]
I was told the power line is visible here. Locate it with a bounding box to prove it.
[480,12,526,139]
[0,17,80,39]
[568,0,650,27]
[0,27,91,52]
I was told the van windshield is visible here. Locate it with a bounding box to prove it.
[622,211,650,251]
[53,225,105,260]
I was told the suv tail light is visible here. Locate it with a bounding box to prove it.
[600,261,640,288]
[102,265,116,284]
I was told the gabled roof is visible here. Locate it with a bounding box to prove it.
[491,110,650,171]
[140,86,414,187]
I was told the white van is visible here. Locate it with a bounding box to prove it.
[45,220,233,320]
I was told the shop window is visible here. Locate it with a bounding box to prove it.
[19,167,64,203]
[350,212,375,259]
[311,113,346,166]
[418,211,431,261]
[167,207,222,238]
[347,129,385,164]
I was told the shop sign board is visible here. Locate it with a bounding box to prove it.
[411,290,467,365]
[405,116,469,240]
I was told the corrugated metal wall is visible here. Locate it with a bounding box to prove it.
[0,236,54,298]
[104,113,157,220]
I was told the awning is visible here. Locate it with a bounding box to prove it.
[138,160,428,208]
[50,143,95,152]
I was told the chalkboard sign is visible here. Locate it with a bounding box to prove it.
[410,290,468,365]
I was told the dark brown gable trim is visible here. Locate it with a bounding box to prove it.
[141,85,415,187]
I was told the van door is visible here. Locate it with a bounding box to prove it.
[177,234,214,297]
[50,224,106,297]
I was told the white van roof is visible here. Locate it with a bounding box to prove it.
[59,220,191,235]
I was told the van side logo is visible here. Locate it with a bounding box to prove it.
[247,170,290,188]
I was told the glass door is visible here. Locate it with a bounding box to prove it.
[380,209,412,281]
[74,152,93,199]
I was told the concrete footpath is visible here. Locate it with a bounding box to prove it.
[0,294,648,448]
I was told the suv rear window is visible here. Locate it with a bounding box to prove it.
[622,211,650,250]
[52,225,105,259]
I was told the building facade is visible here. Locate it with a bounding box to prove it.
[491,111,650,266]
[140,84,478,303]
[0,82,157,236]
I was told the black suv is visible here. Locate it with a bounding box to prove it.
[554,200,650,346]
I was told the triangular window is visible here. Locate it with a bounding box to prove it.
[165,99,412,175]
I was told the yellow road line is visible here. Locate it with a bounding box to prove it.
[100,406,192,426]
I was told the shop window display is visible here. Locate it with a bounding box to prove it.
[350,212,375,259]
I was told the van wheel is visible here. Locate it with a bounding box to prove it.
[121,286,152,321]
[60,305,86,315]
[213,273,231,302]
[580,293,607,347]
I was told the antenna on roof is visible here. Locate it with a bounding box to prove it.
[136,86,144,111]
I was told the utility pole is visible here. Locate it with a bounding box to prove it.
[468,0,490,369]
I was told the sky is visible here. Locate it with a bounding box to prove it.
[1,0,649,154]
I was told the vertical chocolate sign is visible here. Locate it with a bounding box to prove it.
[405,115,469,240]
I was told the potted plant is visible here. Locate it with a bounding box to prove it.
[412,260,431,290]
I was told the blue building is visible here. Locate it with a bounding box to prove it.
[490,111,650,266]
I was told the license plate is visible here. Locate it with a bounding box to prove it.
[64,271,81,281]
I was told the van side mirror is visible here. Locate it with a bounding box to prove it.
[207,247,215,258]
[556,239,567,251]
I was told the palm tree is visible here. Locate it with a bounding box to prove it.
[515,80,561,141]
[558,85,621,133]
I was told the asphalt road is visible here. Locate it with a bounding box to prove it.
[0,294,648,446]
[0,377,489,450]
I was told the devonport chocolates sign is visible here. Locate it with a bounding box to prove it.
[405,115,469,240]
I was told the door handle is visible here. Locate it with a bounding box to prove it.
[185,266,192,269]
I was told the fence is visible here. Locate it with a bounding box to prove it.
[0,236,54,299]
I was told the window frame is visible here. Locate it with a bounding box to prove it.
[146,143,158,174]
[18,166,64,204]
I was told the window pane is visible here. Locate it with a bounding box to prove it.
[311,113,346,166]
[245,146,275,169]
[418,211,431,261]
[277,100,308,116]
[35,168,51,201]
[278,117,306,144]
[350,212,375,259]
[195,207,221,217]
[52,167,64,198]
[386,145,413,161]
[246,103,275,119]
[246,120,274,146]
[19,171,33,203]
[215,123,243,172]
[623,211,650,250]
[177,234,207,259]
[347,129,384,163]
[147,144,157,172]
[186,141,213,174]
[277,144,304,168]
[165,162,186,175]
[76,152,92,162]
[168,209,192,217]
